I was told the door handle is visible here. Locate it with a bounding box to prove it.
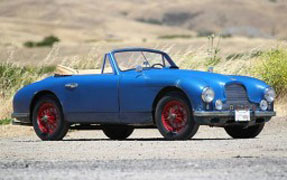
[65,83,78,89]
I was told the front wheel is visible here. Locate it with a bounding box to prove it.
[155,92,199,140]
[102,125,134,140]
[224,123,265,139]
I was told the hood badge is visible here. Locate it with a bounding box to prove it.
[231,78,236,81]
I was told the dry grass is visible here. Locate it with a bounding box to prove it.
[275,96,287,117]
[0,65,55,119]
[1,40,287,122]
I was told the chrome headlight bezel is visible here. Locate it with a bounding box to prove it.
[201,87,215,103]
[264,87,276,103]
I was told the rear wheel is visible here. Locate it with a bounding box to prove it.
[32,95,69,141]
[102,125,134,140]
[155,92,199,140]
[224,123,265,139]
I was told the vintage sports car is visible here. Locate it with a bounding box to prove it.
[12,48,276,140]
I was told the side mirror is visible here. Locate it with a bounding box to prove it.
[135,65,143,72]
[208,67,214,73]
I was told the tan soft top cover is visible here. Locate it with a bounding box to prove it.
[55,65,102,75]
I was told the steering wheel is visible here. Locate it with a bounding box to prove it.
[151,63,164,68]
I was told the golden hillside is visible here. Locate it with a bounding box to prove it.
[0,0,287,47]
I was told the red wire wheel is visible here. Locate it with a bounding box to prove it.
[37,102,59,135]
[155,92,199,140]
[161,100,188,133]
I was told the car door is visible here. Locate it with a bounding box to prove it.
[119,70,158,124]
[63,54,120,123]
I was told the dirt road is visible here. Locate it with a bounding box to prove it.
[0,117,286,180]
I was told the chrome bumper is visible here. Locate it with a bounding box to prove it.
[193,111,276,117]
[11,113,31,125]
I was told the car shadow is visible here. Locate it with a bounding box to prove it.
[61,137,235,142]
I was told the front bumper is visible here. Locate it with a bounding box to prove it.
[193,111,276,126]
[194,111,276,117]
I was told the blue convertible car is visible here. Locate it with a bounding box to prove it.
[12,48,276,140]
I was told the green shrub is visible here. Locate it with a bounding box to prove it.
[23,41,35,48]
[36,35,59,47]
[23,35,60,48]
[136,18,162,25]
[158,34,192,39]
[254,49,287,96]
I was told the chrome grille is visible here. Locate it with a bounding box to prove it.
[223,84,250,110]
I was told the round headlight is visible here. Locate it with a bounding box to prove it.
[260,99,268,111]
[264,87,276,103]
[215,100,223,110]
[201,87,215,103]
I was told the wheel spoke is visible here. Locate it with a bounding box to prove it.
[37,103,58,135]
[161,100,188,133]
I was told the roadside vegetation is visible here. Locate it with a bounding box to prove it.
[1,38,287,124]
[0,118,12,125]
[179,35,287,98]
[0,63,55,97]
[0,63,55,123]
[254,48,287,96]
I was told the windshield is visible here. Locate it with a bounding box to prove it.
[114,51,173,71]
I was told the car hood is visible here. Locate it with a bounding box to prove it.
[144,68,269,103]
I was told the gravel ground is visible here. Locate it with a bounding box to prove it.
[0,117,286,180]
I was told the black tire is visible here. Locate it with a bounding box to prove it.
[224,123,265,139]
[32,95,69,141]
[102,125,134,140]
[155,92,199,140]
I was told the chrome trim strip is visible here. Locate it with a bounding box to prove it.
[11,113,30,118]
[193,111,276,117]
[194,111,232,117]
[254,111,276,117]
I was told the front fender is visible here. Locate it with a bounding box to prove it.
[12,76,67,116]
[13,82,41,114]
[176,78,208,111]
